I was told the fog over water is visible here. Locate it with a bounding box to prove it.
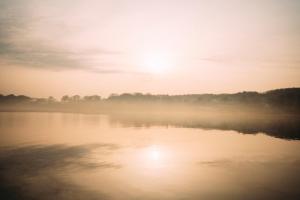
[0,112,300,200]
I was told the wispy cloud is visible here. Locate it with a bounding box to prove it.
[0,5,125,74]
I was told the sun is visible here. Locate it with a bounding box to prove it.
[140,52,173,74]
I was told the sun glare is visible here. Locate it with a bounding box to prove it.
[148,146,162,161]
[140,52,173,74]
[143,145,168,169]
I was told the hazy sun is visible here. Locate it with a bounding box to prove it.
[140,52,173,74]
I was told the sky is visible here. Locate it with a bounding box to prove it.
[0,0,299,98]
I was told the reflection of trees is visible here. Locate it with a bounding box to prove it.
[0,89,299,140]
[109,113,300,140]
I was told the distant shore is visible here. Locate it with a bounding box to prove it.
[0,88,299,115]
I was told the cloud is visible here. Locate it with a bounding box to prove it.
[0,5,125,74]
[197,56,300,69]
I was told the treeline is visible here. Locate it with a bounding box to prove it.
[0,94,102,104]
[0,88,300,112]
[107,88,300,107]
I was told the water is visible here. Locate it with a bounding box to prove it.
[0,112,300,200]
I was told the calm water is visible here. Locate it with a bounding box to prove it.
[0,112,300,200]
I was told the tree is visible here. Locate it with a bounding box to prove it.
[61,95,70,102]
[83,95,101,101]
[48,96,56,103]
[71,95,81,102]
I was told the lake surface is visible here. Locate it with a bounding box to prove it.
[0,112,300,200]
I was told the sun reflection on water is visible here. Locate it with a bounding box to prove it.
[143,145,168,169]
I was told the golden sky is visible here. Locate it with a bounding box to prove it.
[0,0,299,97]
